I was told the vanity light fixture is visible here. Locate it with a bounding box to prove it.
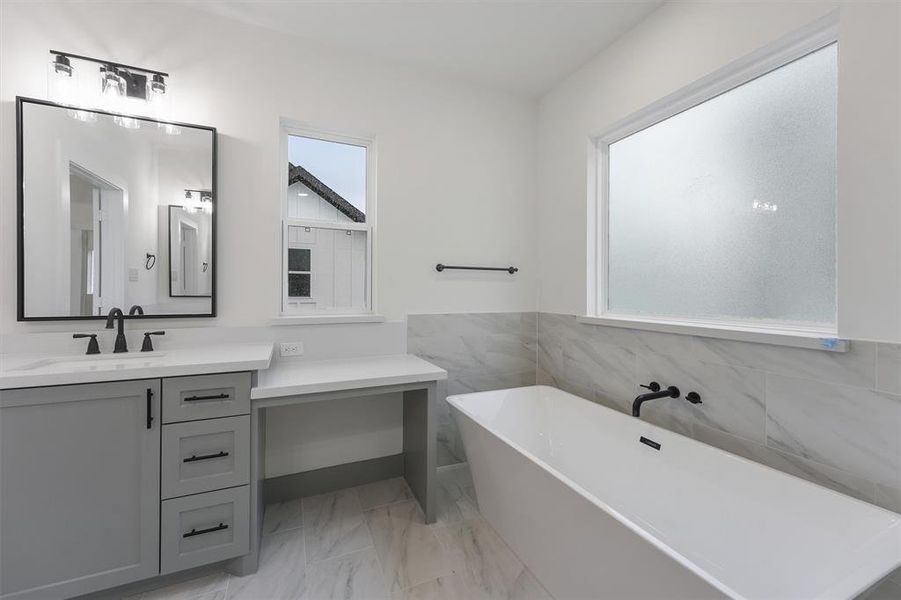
[183,189,214,214]
[48,50,171,123]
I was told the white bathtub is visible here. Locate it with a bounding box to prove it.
[448,385,901,600]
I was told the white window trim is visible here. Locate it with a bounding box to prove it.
[278,119,378,323]
[586,12,846,352]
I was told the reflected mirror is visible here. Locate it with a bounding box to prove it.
[16,97,216,320]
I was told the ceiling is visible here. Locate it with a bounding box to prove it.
[186,0,663,97]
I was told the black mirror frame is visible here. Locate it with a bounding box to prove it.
[15,96,217,321]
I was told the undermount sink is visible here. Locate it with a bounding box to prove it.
[10,352,169,373]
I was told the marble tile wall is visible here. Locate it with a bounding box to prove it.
[537,313,901,515]
[407,313,537,466]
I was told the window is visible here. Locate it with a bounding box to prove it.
[280,123,374,316]
[590,32,837,336]
[287,248,312,298]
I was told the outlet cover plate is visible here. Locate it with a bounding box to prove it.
[279,342,304,357]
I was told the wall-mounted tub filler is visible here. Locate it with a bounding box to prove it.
[631,382,702,417]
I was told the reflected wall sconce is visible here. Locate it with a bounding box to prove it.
[183,189,213,214]
[48,50,171,124]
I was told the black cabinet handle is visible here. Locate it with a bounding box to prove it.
[183,393,230,402]
[146,388,154,429]
[183,522,228,538]
[183,451,229,463]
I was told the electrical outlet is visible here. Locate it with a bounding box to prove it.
[279,342,304,357]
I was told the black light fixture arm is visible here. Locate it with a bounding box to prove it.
[49,50,169,77]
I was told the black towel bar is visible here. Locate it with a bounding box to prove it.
[436,264,518,274]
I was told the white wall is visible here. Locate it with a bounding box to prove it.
[536,1,901,343]
[0,0,539,333]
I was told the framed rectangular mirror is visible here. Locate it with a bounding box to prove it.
[16,96,216,320]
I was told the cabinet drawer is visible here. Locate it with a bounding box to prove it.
[161,486,249,575]
[162,373,250,423]
[162,416,250,499]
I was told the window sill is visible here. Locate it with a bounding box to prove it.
[577,315,848,353]
[271,314,386,326]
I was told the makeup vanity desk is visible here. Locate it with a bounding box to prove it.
[232,353,447,575]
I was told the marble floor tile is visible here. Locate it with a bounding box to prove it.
[142,572,229,600]
[391,573,472,600]
[262,498,304,536]
[226,528,306,600]
[505,569,553,600]
[356,477,414,510]
[302,547,390,600]
[303,488,374,563]
[434,517,549,600]
[365,500,453,593]
[434,464,480,525]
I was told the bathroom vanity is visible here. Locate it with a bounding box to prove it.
[0,346,445,599]
[0,346,270,599]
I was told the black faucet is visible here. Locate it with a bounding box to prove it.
[105,308,128,353]
[128,305,144,316]
[632,381,680,417]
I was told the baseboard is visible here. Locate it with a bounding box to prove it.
[263,453,405,502]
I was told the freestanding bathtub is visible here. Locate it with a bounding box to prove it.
[448,385,901,600]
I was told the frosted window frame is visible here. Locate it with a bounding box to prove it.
[587,17,839,338]
[278,121,376,317]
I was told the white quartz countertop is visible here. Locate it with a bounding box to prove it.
[252,354,447,399]
[0,343,274,389]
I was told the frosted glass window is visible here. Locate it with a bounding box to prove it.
[606,43,836,326]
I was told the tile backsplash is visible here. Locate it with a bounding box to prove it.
[407,313,537,466]
[537,313,901,514]
[407,311,901,516]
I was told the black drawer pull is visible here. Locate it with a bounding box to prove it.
[183,451,230,463]
[146,388,154,430]
[183,522,228,538]
[183,393,230,402]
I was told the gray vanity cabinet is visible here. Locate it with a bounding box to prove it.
[0,380,161,600]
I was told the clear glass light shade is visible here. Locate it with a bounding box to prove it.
[147,81,171,122]
[47,58,76,104]
[100,68,126,112]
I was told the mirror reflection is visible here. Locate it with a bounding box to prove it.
[19,98,215,319]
